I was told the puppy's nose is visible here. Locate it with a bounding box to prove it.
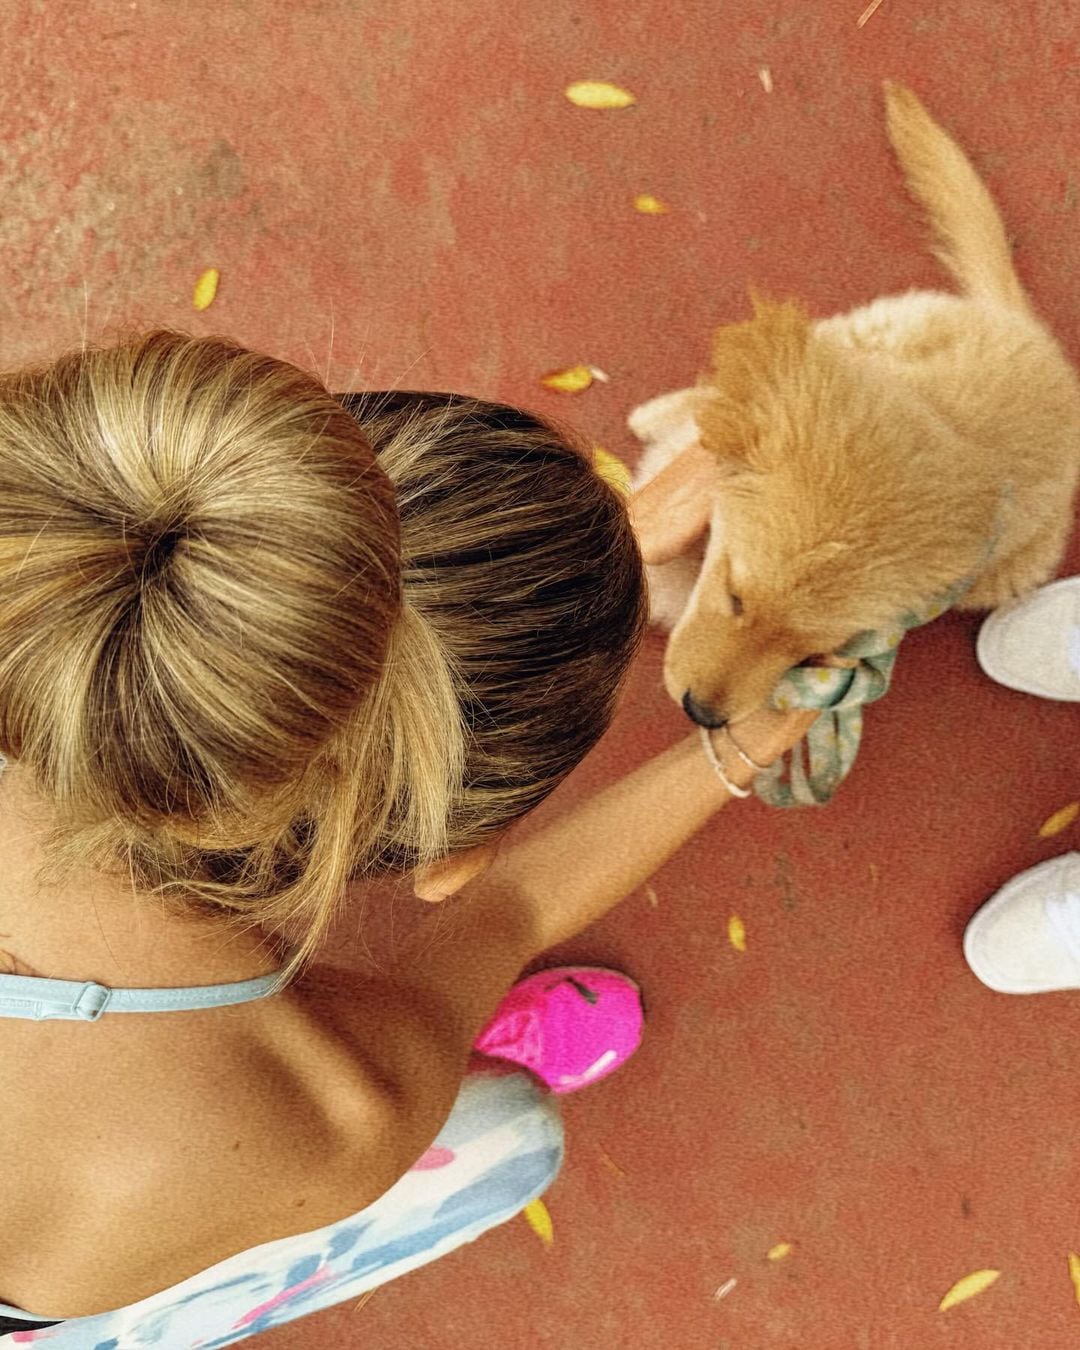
[681,690,727,728]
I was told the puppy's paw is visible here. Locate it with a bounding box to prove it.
[627,387,701,447]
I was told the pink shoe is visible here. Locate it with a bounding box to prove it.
[473,966,643,1095]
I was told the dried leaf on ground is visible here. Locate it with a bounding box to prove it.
[593,447,631,496]
[540,364,594,393]
[1068,1252,1080,1304]
[938,1269,1001,1311]
[565,80,636,109]
[767,1241,794,1261]
[758,66,773,93]
[634,193,670,214]
[728,914,747,952]
[192,267,219,311]
[1039,802,1079,838]
[597,1146,626,1177]
[523,1198,554,1246]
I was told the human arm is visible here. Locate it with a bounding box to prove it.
[385,707,816,1063]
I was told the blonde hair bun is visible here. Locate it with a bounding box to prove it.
[0,331,400,837]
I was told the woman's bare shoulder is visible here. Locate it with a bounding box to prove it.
[0,964,450,1318]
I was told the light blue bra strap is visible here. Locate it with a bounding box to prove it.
[0,967,292,1022]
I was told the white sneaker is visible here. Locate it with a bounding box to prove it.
[964,854,1080,993]
[976,576,1080,701]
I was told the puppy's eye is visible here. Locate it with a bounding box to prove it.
[730,594,744,616]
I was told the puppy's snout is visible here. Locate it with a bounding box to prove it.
[681,690,727,729]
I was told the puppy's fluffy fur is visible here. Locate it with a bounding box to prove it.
[632,84,1080,725]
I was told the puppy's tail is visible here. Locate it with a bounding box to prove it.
[884,82,1028,313]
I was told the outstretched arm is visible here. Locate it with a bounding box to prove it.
[390,707,815,1068]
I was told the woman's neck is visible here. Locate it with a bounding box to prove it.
[0,765,285,989]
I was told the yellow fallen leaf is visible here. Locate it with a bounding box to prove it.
[593,447,631,496]
[728,914,747,953]
[541,364,594,394]
[1039,802,1079,838]
[856,0,886,27]
[767,1241,793,1261]
[565,80,636,109]
[634,193,670,215]
[597,1145,626,1178]
[938,1268,1001,1311]
[522,1197,554,1246]
[1068,1252,1080,1305]
[192,267,219,311]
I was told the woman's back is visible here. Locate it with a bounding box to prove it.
[0,940,404,1317]
[0,949,565,1343]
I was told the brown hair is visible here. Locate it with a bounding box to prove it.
[344,390,647,867]
[0,336,645,988]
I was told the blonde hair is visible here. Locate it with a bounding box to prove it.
[0,337,644,989]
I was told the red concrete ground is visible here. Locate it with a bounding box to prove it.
[3,1,1080,1346]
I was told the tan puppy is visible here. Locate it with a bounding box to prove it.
[631,83,1080,728]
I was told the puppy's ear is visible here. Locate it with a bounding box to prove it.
[748,290,810,329]
[702,298,811,461]
[710,299,810,388]
[630,441,726,565]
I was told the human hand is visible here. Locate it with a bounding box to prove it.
[708,651,855,787]
[716,706,819,784]
[629,441,721,565]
